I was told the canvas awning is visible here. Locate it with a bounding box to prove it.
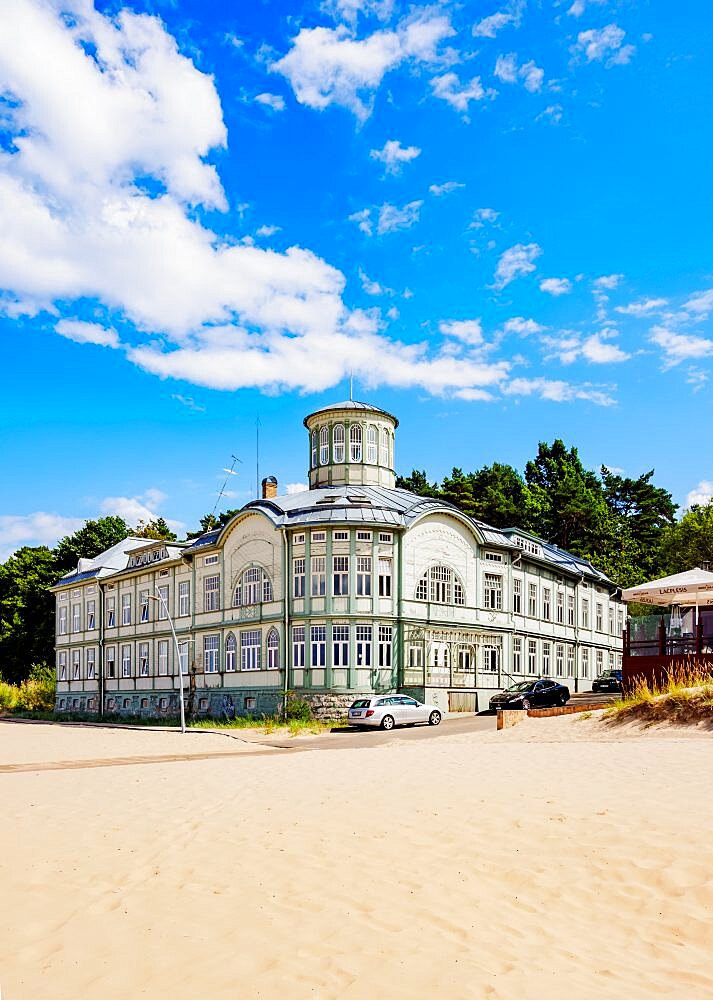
[621,568,713,607]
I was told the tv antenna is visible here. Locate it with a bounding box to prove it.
[212,454,242,517]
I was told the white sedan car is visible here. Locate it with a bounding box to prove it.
[347,695,442,730]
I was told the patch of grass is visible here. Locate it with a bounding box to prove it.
[578,711,593,721]
[0,667,56,714]
[604,664,713,727]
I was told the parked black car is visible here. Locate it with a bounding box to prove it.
[489,678,570,712]
[591,669,623,693]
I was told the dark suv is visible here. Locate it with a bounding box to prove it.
[591,669,623,693]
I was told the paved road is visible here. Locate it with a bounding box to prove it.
[263,712,497,751]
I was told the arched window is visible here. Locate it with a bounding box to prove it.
[366,425,377,464]
[225,633,237,672]
[311,430,317,469]
[333,423,345,463]
[349,424,362,462]
[320,426,329,465]
[379,427,388,466]
[234,567,273,607]
[267,628,280,669]
[415,566,466,606]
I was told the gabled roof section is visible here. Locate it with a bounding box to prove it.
[52,536,150,589]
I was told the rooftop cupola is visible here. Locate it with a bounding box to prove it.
[303,400,398,490]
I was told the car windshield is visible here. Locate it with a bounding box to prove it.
[507,682,533,693]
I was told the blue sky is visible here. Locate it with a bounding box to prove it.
[1,0,712,559]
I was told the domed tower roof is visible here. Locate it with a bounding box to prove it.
[303,400,398,490]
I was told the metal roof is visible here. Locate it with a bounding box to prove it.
[182,528,222,555]
[303,399,399,427]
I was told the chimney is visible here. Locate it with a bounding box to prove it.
[261,476,278,500]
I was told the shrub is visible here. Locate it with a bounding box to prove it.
[285,691,312,722]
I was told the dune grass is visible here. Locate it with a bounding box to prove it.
[605,665,713,727]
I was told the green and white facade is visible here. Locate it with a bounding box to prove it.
[52,400,624,718]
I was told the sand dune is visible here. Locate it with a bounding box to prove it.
[1,717,711,999]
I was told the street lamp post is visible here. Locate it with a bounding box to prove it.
[150,586,187,734]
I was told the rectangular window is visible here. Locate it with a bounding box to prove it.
[596,649,604,673]
[122,593,131,625]
[333,530,349,541]
[513,636,522,672]
[205,634,220,672]
[483,574,502,611]
[204,575,220,612]
[356,625,372,667]
[556,592,564,625]
[72,604,81,632]
[157,585,169,620]
[332,624,349,667]
[581,647,590,679]
[596,603,604,631]
[513,578,522,614]
[484,551,503,562]
[542,641,551,676]
[567,645,575,677]
[204,554,219,565]
[122,645,132,678]
[542,587,551,621]
[72,649,81,680]
[311,531,326,543]
[527,639,537,674]
[240,630,261,671]
[482,646,499,673]
[58,606,68,635]
[617,608,624,636]
[158,640,168,676]
[178,641,189,678]
[292,626,305,668]
[528,583,537,617]
[357,556,372,596]
[106,646,116,679]
[293,533,305,545]
[140,590,150,623]
[356,530,372,542]
[582,598,590,629]
[139,642,150,677]
[178,581,190,617]
[267,631,279,669]
[609,607,615,635]
[87,600,96,630]
[311,556,326,597]
[226,635,237,672]
[608,651,615,670]
[378,558,392,597]
[555,644,565,677]
[293,557,306,598]
[86,648,96,680]
[58,651,67,681]
[310,625,326,667]
[333,555,349,596]
[567,594,575,626]
[379,532,393,544]
[106,597,115,628]
[378,625,392,668]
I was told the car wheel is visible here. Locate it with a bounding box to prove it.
[592,684,598,693]
[521,698,531,711]
[558,692,567,706]
[380,714,395,731]
[428,710,441,726]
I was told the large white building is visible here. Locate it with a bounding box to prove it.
[52,400,624,718]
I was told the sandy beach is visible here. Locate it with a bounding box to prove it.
[1,715,712,1000]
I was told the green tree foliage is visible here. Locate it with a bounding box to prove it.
[54,516,130,576]
[0,546,57,684]
[469,463,529,528]
[600,468,676,582]
[659,502,713,574]
[186,508,241,539]
[133,517,177,541]
[394,469,440,498]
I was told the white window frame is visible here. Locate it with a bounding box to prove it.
[292,626,305,668]
[311,625,326,668]
[378,625,392,668]
[528,583,537,617]
[241,630,261,671]
[542,587,551,621]
[513,636,522,673]
[267,629,280,670]
[122,645,132,678]
[140,590,150,623]
[356,625,372,667]
[378,558,392,597]
[204,634,219,673]
[332,624,349,668]
[106,597,115,628]
[106,646,116,679]
[87,600,96,630]
[293,557,306,598]
[225,633,237,672]
[319,425,329,465]
[483,573,502,611]
[139,642,150,677]
[58,605,68,635]
[349,424,362,462]
[178,581,190,617]
[379,427,388,466]
[513,578,522,614]
[333,424,345,464]
[311,556,326,597]
[204,575,221,612]
[333,555,349,596]
[58,651,67,681]
[366,425,378,464]
[357,555,372,596]
[527,639,537,674]
[158,640,169,676]
[86,647,96,680]
[72,604,81,632]
[157,585,169,621]
[122,593,131,626]
[72,649,81,680]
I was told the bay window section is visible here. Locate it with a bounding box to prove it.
[311,556,326,597]
[333,555,349,596]
[356,556,372,596]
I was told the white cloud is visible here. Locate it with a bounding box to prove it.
[494,53,544,92]
[429,180,464,196]
[493,242,542,289]
[430,72,489,113]
[171,394,205,412]
[0,512,84,562]
[285,481,309,495]
[473,1,525,38]
[256,224,282,237]
[573,24,635,66]
[539,277,572,296]
[615,297,668,316]
[272,11,454,120]
[545,330,630,365]
[55,319,120,348]
[377,200,423,235]
[503,316,545,336]
[438,319,484,346]
[469,207,499,228]
[536,104,563,124]
[567,0,608,16]
[99,488,184,533]
[349,208,373,235]
[593,273,624,290]
[254,92,286,111]
[686,481,713,508]
[370,139,421,174]
[501,377,615,406]
[649,325,713,369]
[683,288,713,317]
[686,368,708,392]
[358,268,392,295]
